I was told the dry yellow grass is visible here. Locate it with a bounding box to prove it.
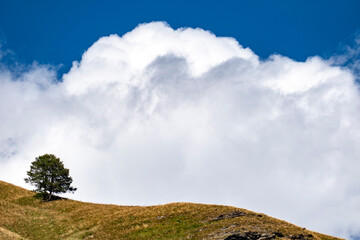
[0,180,342,240]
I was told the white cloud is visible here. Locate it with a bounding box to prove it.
[1,22,360,238]
[330,34,360,83]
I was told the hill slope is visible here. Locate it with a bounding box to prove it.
[0,180,341,240]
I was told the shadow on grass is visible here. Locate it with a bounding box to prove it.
[33,192,67,202]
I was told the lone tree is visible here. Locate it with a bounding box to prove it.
[25,154,77,200]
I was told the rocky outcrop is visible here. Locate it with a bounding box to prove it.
[212,211,247,221]
[224,232,314,240]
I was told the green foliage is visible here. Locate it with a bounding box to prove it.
[24,154,76,200]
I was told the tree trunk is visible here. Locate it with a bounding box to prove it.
[48,175,54,201]
[47,191,52,201]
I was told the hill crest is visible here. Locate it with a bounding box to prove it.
[0,180,342,240]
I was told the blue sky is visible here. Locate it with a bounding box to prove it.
[1,1,360,239]
[1,0,359,76]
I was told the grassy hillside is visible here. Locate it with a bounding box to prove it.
[0,180,341,240]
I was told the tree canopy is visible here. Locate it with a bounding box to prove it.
[25,154,77,200]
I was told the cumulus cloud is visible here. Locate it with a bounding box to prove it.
[1,22,360,238]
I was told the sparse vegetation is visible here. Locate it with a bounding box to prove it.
[0,180,342,240]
